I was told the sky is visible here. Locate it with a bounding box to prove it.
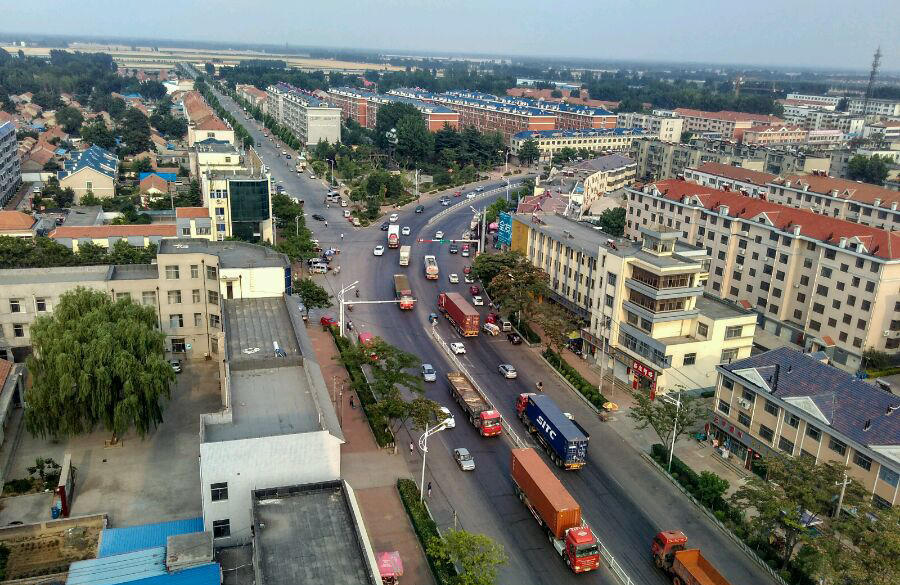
[3,0,898,71]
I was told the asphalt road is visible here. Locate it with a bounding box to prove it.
[215,87,776,585]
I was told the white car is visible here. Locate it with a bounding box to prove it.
[401,226,411,236]
[423,363,437,383]
[435,231,444,239]
[389,213,399,222]
[439,406,455,428]
[472,296,484,306]
[448,273,459,283]
[466,192,476,199]
[450,342,466,355]
[498,364,518,379]
[309,174,317,179]
[464,274,475,283]
[476,186,485,192]
[373,245,385,256]
[440,198,451,206]
[343,210,351,218]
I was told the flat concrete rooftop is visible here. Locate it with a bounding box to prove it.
[252,481,378,585]
[158,239,289,269]
[224,297,301,367]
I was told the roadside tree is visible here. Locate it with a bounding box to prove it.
[294,277,331,317]
[517,139,540,166]
[627,387,703,454]
[429,530,508,585]
[532,302,574,355]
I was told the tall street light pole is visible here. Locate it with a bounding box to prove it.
[665,386,684,473]
[337,281,358,338]
[419,421,449,502]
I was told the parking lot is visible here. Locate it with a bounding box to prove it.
[3,361,221,526]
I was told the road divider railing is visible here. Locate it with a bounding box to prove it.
[427,181,526,226]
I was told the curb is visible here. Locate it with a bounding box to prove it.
[535,352,601,415]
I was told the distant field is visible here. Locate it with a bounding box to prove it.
[0,44,402,72]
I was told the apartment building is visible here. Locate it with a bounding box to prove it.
[511,213,755,394]
[510,128,643,160]
[785,93,841,108]
[235,84,268,110]
[565,154,636,211]
[0,122,20,208]
[182,91,235,146]
[617,112,684,142]
[265,83,341,146]
[175,206,213,239]
[491,93,617,130]
[191,139,246,178]
[671,108,783,140]
[326,87,459,131]
[49,224,179,251]
[741,125,809,146]
[848,98,900,118]
[57,145,118,203]
[781,105,864,135]
[0,239,290,362]
[200,168,273,243]
[623,179,900,371]
[766,173,900,232]
[711,347,900,507]
[631,137,830,181]
[682,162,776,199]
[389,88,556,142]
[863,120,900,142]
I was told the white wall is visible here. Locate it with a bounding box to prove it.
[219,266,286,299]
[199,431,341,546]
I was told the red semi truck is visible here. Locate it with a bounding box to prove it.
[446,371,502,436]
[510,448,600,573]
[438,292,479,337]
[393,274,415,310]
[651,531,732,585]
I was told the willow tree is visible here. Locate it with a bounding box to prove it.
[25,288,175,441]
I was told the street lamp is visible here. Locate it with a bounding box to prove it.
[295,215,300,237]
[419,421,450,502]
[337,281,359,338]
[663,385,684,473]
[328,159,335,186]
[503,178,510,203]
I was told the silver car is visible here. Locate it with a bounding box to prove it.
[422,363,437,382]
[454,448,475,471]
[498,364,518,379]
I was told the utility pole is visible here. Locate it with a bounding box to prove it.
[834,472,852,518]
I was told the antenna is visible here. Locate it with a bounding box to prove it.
[862,47,882,116]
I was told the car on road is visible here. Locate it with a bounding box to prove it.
[312,214,326,221]
[448,244,459,254]
[373,245,385,256]
[482,322,500,336]
[507,332,522,345]
[435,230,444,239]
[464,274,475,283]
[415,205,425,213]
[343,210,351,218]
[448,273,459,283]
[281,150,287,155]
[454,191,462,197]
[440,198,451,206]
[440,406,455,428]
[422,363,437,383]
[461,244,470,257]
[340,199,348,207]
[286,154,291,159]
[381,222,390,231]
[401,226,411,236]
[466,192,476,199]
[170,359,182,373]
[476,186,485,192]
[428,312,439,324]
[309,174,317,179]
[450,342,466,355]
[469,285,480,295]
[498,364,518,379]
[389,213,399,222]
[463,265,471,274]
[454,448,475,471]
[320,314,339,327]
[472,296,483,306]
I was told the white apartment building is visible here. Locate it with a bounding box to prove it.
[786,94,842,108]
[0,122,20,208]
[510,128,643,160]
[266,83,341,146]
[617,112,684,142]
[782,105,864,135]
[848,98,900,118]
[624,179,900,372]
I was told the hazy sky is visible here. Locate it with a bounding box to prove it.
[4,0,898,71]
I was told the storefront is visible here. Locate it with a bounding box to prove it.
[708,413,769,471]
[630,358,658,399]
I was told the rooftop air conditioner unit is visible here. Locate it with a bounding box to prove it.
[885,330,891,337]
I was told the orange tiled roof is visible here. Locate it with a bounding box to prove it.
[691,162,776,186]
[0,359,12,387]
[649,179,900,260]
[50,225,178,239]
[773,174,900,209]
[139,174,170,193]
[176,207,209,219]
[0,211,36,231]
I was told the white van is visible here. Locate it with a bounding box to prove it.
[499,320,513,332]
[309,263,328,274]
[482,322,500,336]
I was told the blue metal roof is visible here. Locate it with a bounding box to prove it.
[67,546,218,585]
[389,88,549,117]
[512,127,644,140]
[275,82,334,108]
[99,517,203,557]
[127,564,219,585]
[720,348,900,448]
[330,87,456,114]
[58,144,118,180]
[139,172,178,183]
[122,93,143,100]
[0,121,15,139]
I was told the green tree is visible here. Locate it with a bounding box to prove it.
[80,119,116,150]
[118,108,152,155]
[80,191,103,207]
[24,288,175,441]
[847,154,890,185]
[517,139,540,166]
[0,236,77,268]
[395,113,434,167]
[569,89,581,98]
[695,471,729,510]
[731,455,864,570]
[862,348,893,371]
[429,530,508,585]
[532,302,574,355]
[55,106,84,134]
[53,187,75,209]
[485,256,549,320]
[680,131,694,143]
[131,157,153,173]
[596,207,626,237]
[835,97,849,112]
[294,278,331,317]
[839,500,900,585]
[204,63,215,75]
[628,387,703,454]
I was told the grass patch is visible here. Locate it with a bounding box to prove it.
[329,327,395,448]
[542,348,607,409]
[397,479,457,584]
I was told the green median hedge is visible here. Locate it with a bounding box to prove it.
[542,349,607,409]
[329,327,394,448]
[397,479,457,585]
[515,320,541,344]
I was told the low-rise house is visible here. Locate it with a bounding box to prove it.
[57,145,118,203]
[139,173,174,198]
[0,211,37,238]
[49,224,179,252]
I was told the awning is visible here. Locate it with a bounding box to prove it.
[568,330,581,340]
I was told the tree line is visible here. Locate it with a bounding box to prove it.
[586,78,782,115]
[0,236,158,269]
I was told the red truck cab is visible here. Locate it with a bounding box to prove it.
[652,530,688,564]
[567,526,601,573]
[480,409,503,436]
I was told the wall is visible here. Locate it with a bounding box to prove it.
[219,266,286,299]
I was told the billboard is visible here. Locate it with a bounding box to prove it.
[498,212,512,246]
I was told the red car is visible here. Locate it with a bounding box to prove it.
[454,191,462,197]
[463,265,472,274]
[469,285,481,296]
[320,314,338,327]
[485,312,500,324]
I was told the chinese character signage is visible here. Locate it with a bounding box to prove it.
[498,212,512,246]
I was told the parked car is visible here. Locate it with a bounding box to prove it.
[422,363,437,382]
[401,226,411,236]
[454,448,475,471]
[449,273,460,283]
[320,314,339,327]
[498,364,518,379]
[440,406,455,428]
[472,296,484,306]
[469,285,481,295]
[343,210,351,218]
[415,205,425,213]
[476,186,485,192]
[507,333,522,345]
[170,360,182,373]
[450,342,466,355]
[454,190,462,197]
[373,245,385,256]
[389,213,399,222]
[381,222,390,231]
[312,214,326,221]
[464,274,475,283]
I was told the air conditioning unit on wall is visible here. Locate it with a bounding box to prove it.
[738,398,753,410]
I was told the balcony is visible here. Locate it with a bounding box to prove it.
[625,277,703,301]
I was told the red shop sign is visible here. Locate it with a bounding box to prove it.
[631,360,656,380]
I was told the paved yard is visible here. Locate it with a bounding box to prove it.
[4,361,221,526]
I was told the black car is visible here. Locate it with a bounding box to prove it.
[507,333,522,345]
[381,222,390,231]
[415,205,425,213]
[448,244,459,254]
[312,214,326,221]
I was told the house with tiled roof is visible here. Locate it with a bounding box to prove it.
[683,162,777,199]
[50,224,178,252]
[0,211,37,238]
[57,145,119,203]
[624,178,900,372]
[767,173,900,232]
[175,207,213,239]
[139,173,173,198]
[711,347,900,507]
[672,108,783,141]
[741,125,809,146]
[182,91,234,146]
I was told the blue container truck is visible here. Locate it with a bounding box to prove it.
[516,393,589,469]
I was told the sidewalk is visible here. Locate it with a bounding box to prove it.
[305,321,436,585]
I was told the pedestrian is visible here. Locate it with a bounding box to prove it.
[349,395,355,409]
[324,221,328,228]
[340,233,344,240]
[427,481,432,497]
[409,441,414,454]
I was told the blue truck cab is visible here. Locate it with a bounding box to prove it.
[516,393,589,469]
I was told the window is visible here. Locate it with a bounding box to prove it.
[194,313,203,327]
[820,267,832,278]
[717,400,730,415]
[168,290,182,304]
[737,412,751,427]
[722,378,734,390]
[796,292,806,303]
[9,299,21,313]
[809,320,821,331]
[212,519,230,539]
[169,314,184,328]
[778,436,795,454]
[829,437,847,456]
[865,281,875,293]
[192,289,202,303]
[816,285,828,296]
[787,414,800,428]
[725,325,743,339]
[879,466,899,488]
[191,265,200,279]
[165,265,180,279]
[13,324,25,338]
[35,298,49,312]
[683,353,696,366]
[211,482,228,501]
[210,314,221,329]
[142,291,156,305]
[812,303,824,314]
[764,400,779,416]
[115,292,131,302]
[854,452,872,471]
[86,181,93,190]
[208,290,219,305]
[759,425,774,442]
[720,348,739,363]
[806,425,821,442]
[171,338,186,353]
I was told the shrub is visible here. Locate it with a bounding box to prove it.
[397,479,457,584]
[542,349,608,409]
[3,478,35,495]
[515,320,541,344]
